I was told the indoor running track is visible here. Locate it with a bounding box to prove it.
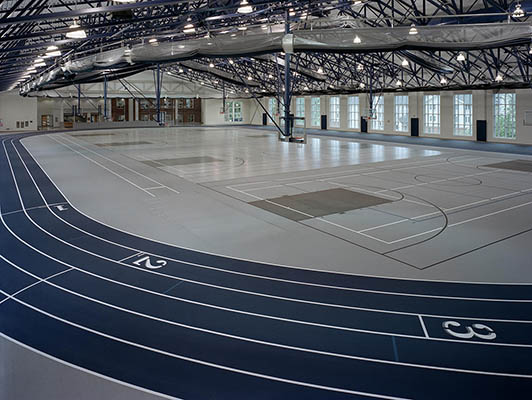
[1,132,532,400]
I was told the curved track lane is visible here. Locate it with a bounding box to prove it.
[1,132,532,399]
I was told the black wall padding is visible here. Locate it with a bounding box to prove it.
[361,118,368,133]
[321,115,327,130]
[411,118,419,137]
[477,120,487,142]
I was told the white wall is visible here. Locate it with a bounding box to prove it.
[259,89,532,145]
[202,98,261,125]
[37,98,64,128]
[0,91,38,131]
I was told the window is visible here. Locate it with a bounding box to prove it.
[311,97,321,127]
[329,96,340,128]
[423,94,440,134]
[347,96,360,129]
[268,98,278,118]
[454,94,473,136]
[225,101,243,123]
[295,98,305,126]
[394,95,409,132]
[371,95,384,131]
[494,93,516,139]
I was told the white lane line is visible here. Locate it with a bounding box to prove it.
[3,254,532,387]
[58,135,180,195]
[1,202,68,217]
[16,144,532,306]
[22,138,532,286]
[4,164,532,349]
[316,158,485,183]
[118,252,144,263]
[0,333,184,400]
[418,316,429,339]
[48,136,156,198]
[228,186,392,244]
[3,289,532,382]
[144,186,166,191]
[0,267,73,306]
[0,293,417,399]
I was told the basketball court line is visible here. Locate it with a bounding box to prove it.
[20,135,532,286]
[228,171,532,246]
[6,138,532,334]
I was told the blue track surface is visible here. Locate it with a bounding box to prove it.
[1,133,532,399]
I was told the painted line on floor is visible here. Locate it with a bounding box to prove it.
[21,138,532,287]
[48,136,156,198]
[58,134,181,195]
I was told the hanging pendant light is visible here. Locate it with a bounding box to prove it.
[66,21,87,39]
[237,0,253,14]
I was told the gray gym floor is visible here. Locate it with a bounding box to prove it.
[22,126,532,283]
[6,125,532,400]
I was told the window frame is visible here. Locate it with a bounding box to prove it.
[394,95,409,132]
[295,97,305,126]
[453,94,473,137]
[329,96,340,128]
[423,94,441,135]
[493,93,516,140]
[347,96,360,129]
[371,95,384,131]
[311,97,321,127]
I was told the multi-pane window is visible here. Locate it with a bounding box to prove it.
[394,95,409,132]
[268,98,278,119]
[295,97,305,126]
[224,101,243,123]
[494,93,516,139]
[347,96,360,129]
[311,97,321,127]
[454,94,473,136]
[371,95,384,130]
[329,96,340,128]
[423,94,440,134]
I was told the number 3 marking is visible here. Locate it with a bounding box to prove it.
[442,321,496,340]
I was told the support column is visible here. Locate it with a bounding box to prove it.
[77,84,81,116]
[284,11,291,138]
[156,63,161,125]
[103,75,108,121]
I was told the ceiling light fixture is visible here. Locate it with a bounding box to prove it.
[457,52,466,62]
[401,58,409,67]
[359,82,366,88]
[513,3,525,18]
[45,50,62,57]
[440,77,448,84]
[237,0,253,14]
[356,63,363,71]
[66,21,87,39]
[395,79,402,86]
[209,62,215,67]
[46,45,58,51]
[317,67,324,74]
[353,35,361,44]
[409,24,418,35]
[229,59,234,65]
[183,23,195,34]
[495,73,503,82]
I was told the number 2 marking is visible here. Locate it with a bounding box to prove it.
[442,320,496,340]
[132,255,167,270]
